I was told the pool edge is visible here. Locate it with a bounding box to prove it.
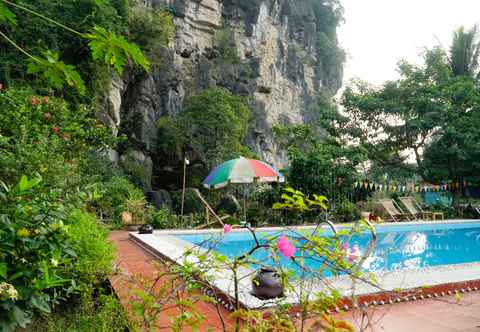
[129,221,480,312]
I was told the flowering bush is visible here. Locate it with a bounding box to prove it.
[0,176,115,331]
[0,87,120,331]
[0,88,114,155]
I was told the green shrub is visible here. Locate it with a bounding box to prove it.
[168,213,205,229]
[0,88,114,155]
[25,293,129,332]
[66,210,115,289]
[128,7,175,68]
[151,208,170,229]
[0,176,115,332]
[95,176,147,225]
[119,150,152,191]
[331,200,361,223]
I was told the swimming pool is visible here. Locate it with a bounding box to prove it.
[130,220,480,309]
[177,222,480,277]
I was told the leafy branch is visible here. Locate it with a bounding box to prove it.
[0,0,150,94]
[84,26,150,74]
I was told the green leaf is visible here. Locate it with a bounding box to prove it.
[30,294,51,313]
[27,51,86,94]
[5,303,31,328]
[84,26,150,74]
[13,175,42,195]
[0,180,9,194]
[0,263,6,279]
[94,0,108,6]
[14,175,29,195]
[7,271,23,282]
[0,2,17,25]
[272,202,285,210]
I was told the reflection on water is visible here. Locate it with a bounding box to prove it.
[350,227,480,274]
[180,223,480,277]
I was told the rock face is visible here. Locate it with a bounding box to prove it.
[104,0,344,188]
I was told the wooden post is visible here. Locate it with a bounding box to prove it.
[181,158,187,216]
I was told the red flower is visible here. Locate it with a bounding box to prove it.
[51,126,60,134]
[42,96,49,104]
[43,112,52,120]
[31,96,39,106]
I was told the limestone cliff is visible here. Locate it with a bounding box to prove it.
[104,0,344,188]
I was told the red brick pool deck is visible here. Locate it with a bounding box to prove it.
[109,231,480,331]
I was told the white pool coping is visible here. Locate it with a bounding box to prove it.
[129,219,480,309]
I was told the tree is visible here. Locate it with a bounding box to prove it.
[448,25,480,79]
[181,88,251,164]
[421,75,480,202]
[274,93,367,210]
[341,48,454,180]
[0,0,153,96]
[341,44,480,204]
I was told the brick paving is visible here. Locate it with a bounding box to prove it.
[340,292,480,331]
[109,231,480,331]
[108,231,237,331]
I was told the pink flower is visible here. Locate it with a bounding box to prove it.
[277,235,296,258]
[223,224,232,234]
[348,245,361,263]
[341,241,349,252]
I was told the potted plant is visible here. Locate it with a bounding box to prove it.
[120,192,152,230]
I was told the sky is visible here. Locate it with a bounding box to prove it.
[338,0,480,87]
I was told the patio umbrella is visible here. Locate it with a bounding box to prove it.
[202,157,285,224]
[202,156,285,189]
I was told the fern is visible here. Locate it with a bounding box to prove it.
[0,1,16,25]
[27,50,86,94]
[84,26,150,74]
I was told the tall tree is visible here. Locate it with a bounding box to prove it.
[341,48,451,179]
[448,25,480,79]
[340,45,480,200]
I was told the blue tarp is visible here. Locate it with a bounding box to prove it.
[423,191,452,207]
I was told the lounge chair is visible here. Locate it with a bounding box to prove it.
[399,196,440,221]
[378,199,411,222]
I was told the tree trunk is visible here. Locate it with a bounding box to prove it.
[413,147,427,181]
[452,179,463,208]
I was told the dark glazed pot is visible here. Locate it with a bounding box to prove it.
[251,267,284,299]
[138,224,153,234]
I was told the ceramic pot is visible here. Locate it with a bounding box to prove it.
[251,267,284,299]
[138,224,153,234]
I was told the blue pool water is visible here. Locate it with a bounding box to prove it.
[178,222,480,277]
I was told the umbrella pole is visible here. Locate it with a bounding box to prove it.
[243,185,247,226]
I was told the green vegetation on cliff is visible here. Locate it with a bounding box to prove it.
[158,88,252,167]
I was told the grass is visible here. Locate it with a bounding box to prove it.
[22,292,130,332]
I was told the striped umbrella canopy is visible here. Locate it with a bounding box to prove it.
[203,157,285,189]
